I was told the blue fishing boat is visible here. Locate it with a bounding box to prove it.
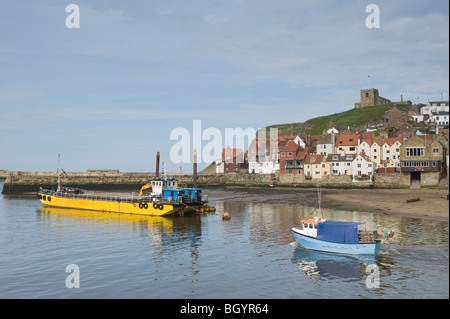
[292,218,384,255]
[291,187,393,255]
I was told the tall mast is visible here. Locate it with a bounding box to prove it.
[317,185,323,219]
[57,153,61,192]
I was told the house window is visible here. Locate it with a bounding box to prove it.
[433,148,440,156]
[332,155,338,160]
[288,152,292,156]
[281,152,285,156]
[406,147,425,157]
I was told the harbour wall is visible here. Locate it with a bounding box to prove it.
[1,170,414,194]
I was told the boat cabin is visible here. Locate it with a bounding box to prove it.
[162,188,202,203]
[298,218,326,238]
[150,177,178,196]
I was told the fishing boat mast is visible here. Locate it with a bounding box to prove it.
[317,185,323,219]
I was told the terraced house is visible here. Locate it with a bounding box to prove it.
[304,154,325,179]
[379,137,402,172]
[279,141,306,175]
[335,133,359,154]
[326,153,355,176]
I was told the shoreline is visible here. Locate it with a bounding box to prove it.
[2,182,448,222]
[204,186,449,222]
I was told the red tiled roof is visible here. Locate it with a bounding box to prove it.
[380,137,402,146]
[304,154,324,164]
[280,140,302,153]
[336,133,359,146]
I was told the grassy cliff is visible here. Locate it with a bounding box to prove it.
[268,103,411,136]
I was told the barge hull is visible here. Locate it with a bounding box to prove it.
[38,192,187,216]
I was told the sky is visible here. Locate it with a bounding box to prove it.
[0,0,448,173]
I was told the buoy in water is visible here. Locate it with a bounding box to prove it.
[222,212,231,220]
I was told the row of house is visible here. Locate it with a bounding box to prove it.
[277,132,399,181]
[216,128,449,185]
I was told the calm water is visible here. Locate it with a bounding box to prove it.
[0,182,448,299]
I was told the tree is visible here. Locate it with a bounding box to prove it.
[386,125,398,138]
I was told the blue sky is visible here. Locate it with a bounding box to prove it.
[0,0,448,173]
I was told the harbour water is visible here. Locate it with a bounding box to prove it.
[0,182,448,299]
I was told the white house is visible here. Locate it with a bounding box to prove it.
[420,101,449,117]
[326,127,339,134]
[357,139,372,158]
[316,134,335,158]
[248,138,279,174]
[351,154,375,182]
[409,110,424,123]
[215,159,224,174]
[293,135,306,149]
[429,112,449,127]
[379,138,402,169]
[369,141,382,168]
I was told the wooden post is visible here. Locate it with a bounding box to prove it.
[156,152,160,178]
[193,149,198,188]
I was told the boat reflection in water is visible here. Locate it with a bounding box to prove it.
[291,243,378,282]
[38,206,204,246]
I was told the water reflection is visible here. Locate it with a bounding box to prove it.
[291,245,377,282]
[37,206,204,275]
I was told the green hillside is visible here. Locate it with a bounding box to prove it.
[268,103,411,136]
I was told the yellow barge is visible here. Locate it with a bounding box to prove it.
[38,177,209,217]
[38,152,214,216]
